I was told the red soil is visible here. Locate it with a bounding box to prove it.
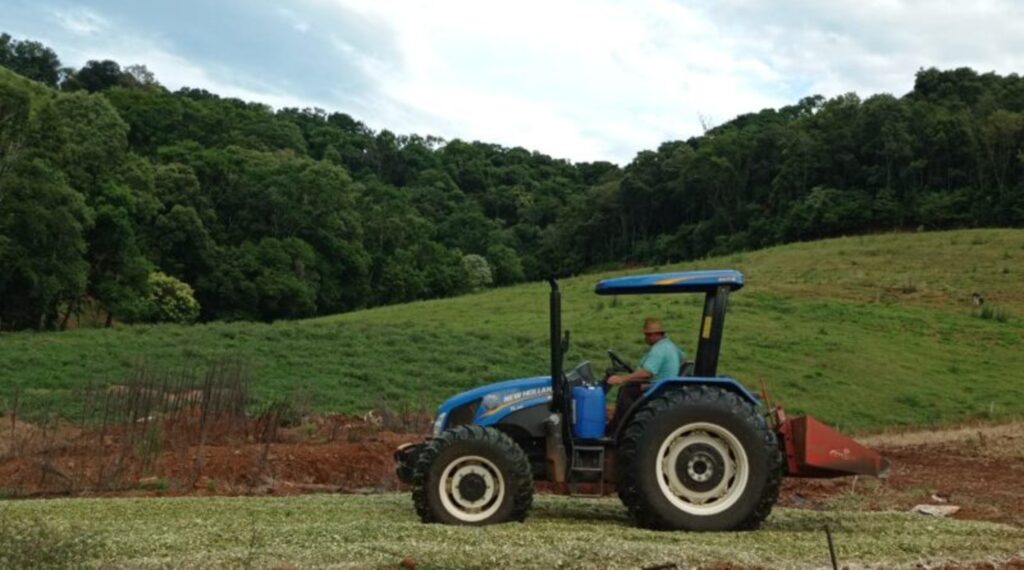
[781,422,1024,526]
[2,414,1022,527]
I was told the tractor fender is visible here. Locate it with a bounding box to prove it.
[612,376,761,442]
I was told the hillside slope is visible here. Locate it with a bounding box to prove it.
[0,66,55,105]
[2,229,1022,431]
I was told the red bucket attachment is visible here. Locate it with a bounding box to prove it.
[777,414,891,478]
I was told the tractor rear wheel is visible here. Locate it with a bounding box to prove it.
[616,386,782,531]
[412,425,533,525]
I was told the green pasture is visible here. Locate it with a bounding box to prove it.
[2,229,1023,431]
[1,494,1022,569]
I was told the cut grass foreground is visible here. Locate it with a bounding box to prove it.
[2,229,1023,431]
[1,494,1021,569]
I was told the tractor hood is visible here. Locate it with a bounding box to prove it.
[433,376,552,434]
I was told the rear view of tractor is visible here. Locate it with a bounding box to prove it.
[395,270,889,531]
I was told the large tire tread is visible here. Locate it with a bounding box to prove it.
[411,425,533,525]
[616,386,782,531]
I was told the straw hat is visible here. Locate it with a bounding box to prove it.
[642,318,665,334]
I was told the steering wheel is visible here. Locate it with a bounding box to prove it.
[607,349,634,373]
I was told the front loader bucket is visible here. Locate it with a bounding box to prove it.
[777,415,891,478]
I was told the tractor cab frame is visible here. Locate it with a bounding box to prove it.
[551,270,751,441]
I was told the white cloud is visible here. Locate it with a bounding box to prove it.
[28,0,1024,165]
[51,7,109,36]
[323,0,1024,164]
[322,0,798,162]
[691,0,1024,98]
[277,7,311,34]
[58,36,323,112]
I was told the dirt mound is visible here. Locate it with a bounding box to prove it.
[3,414,1022,526]
[0,418,39,456]
[780,421,1024,525]
[0,411,425,497]
[156,431,415,493]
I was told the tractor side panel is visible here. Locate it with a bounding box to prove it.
[437,376,551,417]
[485,404,551,437]
[475,395,552,428]
[435,376,551,432]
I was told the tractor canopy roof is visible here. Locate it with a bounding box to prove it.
[594,269,744,295]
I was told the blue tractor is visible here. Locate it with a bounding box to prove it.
[395,270,888,531]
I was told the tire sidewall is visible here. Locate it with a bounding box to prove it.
[425,435,520,525]
[633,397,771,531]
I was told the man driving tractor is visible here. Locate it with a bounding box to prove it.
[607,317,685,429]
[396,270,889,530]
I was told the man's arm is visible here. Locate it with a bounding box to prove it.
[608,367,652,385]
[610,342,667,385]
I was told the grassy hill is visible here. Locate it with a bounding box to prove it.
[2,229,1023,431]
[0,66,57,109]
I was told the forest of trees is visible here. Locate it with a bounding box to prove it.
[1,32,1023,330]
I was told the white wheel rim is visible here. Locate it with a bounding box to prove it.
[438,455,506,522]
[655,422,749,516]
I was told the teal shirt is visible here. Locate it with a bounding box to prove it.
[639,337,685,381]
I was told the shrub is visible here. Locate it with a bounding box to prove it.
[485,244,525,285]
[462,254,493,290]
[975,305,1010,323]
[143,271,200,324]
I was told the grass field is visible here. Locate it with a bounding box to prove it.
[2,229,1023,431]
[2,493,1022,569]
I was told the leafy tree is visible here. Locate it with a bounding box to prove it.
[462,254,493,290]
[916,189,973,228]
[143,271,199,324]
[0,158,92,330]
[124,64,158,87]
[419,242,471,297]
[781,187,872,241]
[0,81,31,179]
[235,115,308,154]
[104,87,184,153]
[87,185,152,326]
[485,244,525,285]
[975,109,1024,222]
[872,188,902,227]
[6,34,1024,330]
[251,238,319,320]
[38,92,153,323]
[0,33,61,87]
[42,91,129,190]
[61,60,133,92]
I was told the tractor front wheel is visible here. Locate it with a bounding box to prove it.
[616,386,782,531]
[412,425,533,525]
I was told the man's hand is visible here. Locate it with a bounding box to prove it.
[607,369,654,386]
[607,374,628,386]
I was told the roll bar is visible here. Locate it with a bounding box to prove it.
[547,277,563,413]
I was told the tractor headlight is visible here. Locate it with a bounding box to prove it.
[432,412,448,436]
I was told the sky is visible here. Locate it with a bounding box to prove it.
[4,0,1024,164]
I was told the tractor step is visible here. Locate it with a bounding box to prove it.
[569,445,605,497]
